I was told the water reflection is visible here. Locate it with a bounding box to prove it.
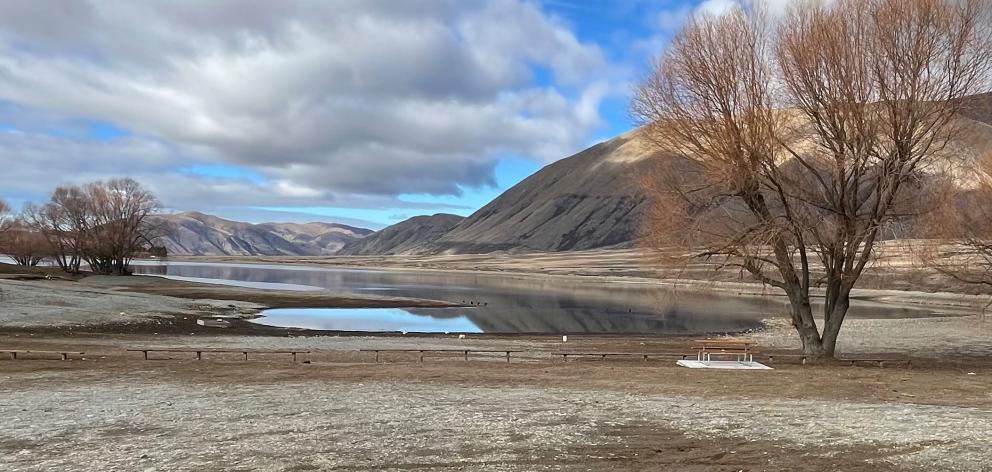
[255,308,482,332]
[132,261,945,334]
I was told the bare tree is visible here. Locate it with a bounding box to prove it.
[0,199,11,234]
[633,0,992,358]
[0,199,13,263]
[3,219,49,266]
[24,187,90,274]
[918,147,992,288]
[25,179,163,275]
[82,178,162,275]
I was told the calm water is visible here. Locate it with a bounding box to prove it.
[132,261,950,334]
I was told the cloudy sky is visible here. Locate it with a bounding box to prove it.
[0,0,759,229]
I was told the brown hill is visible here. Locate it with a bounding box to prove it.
[154,212,372,256]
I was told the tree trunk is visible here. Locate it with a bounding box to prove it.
[786,291,829,358]
[819,291,851,359]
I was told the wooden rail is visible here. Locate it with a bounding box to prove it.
[553,352,691,361]
[2,350,83,361]
[763,354,912,367]
[359,348,523,363]
[127,348,309,362]
[6,346,910,369]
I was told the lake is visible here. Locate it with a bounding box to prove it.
[132,261,951,335]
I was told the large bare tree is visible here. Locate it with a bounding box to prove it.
[25,179,163,275]
[633,0,992,358]
[2,219,49,266]
[24,187,91,273]
[82,178,162,275]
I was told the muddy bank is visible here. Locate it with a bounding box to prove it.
[0,274,458,334]
[83,274,461,309]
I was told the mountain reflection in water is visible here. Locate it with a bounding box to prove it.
[132,261,944,334]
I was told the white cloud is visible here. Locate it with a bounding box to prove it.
[698,0,740,17]
[0,0,619,210]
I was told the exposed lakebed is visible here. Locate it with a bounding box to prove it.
[132,261,954,334]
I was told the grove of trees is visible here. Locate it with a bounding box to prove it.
[633,0,992,358]
[0,178,163,275]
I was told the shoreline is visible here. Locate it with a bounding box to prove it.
[151,254,992,313]
[2,258,990,358]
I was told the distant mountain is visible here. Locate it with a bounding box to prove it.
[337,213,464,255]
[337,130,664,255]
[427,129,660,254]
[153,212,372,256]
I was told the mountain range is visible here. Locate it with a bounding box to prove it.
[153,212,372,256]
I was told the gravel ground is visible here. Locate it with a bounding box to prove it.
[749,316,992,358]
[0,279,260,328]
[0,376,989,471]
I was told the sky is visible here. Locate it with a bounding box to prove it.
[0,0,768,229]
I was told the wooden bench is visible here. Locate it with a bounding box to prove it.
[127,348,309,362]
[553,352,691,362]
[2,350,84,361]
[691,339,758,364]
[359,349,522,363]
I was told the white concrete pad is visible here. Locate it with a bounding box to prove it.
[676,360,773,370]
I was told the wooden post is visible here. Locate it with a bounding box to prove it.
[292,352,297,363]
[506,351,510,363]
[196,351,202,361]
[243,351,249,361]
[464,350,469,361]
[61,353,68,361]
[375,350,380,363]
[9,352,15,360]
[143,350,148,360]
[419,350,424,363]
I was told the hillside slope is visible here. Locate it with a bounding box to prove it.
[337,214,464,255]
[427,129,663,254]
[154,212,372,256]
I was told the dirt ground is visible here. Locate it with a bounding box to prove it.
[2,333,991,472]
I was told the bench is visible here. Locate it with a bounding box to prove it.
[691,339,758,364]
[553,352,692,362]
[359,349,522,363]
[126,348,309,362]
[2,350,84,361]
